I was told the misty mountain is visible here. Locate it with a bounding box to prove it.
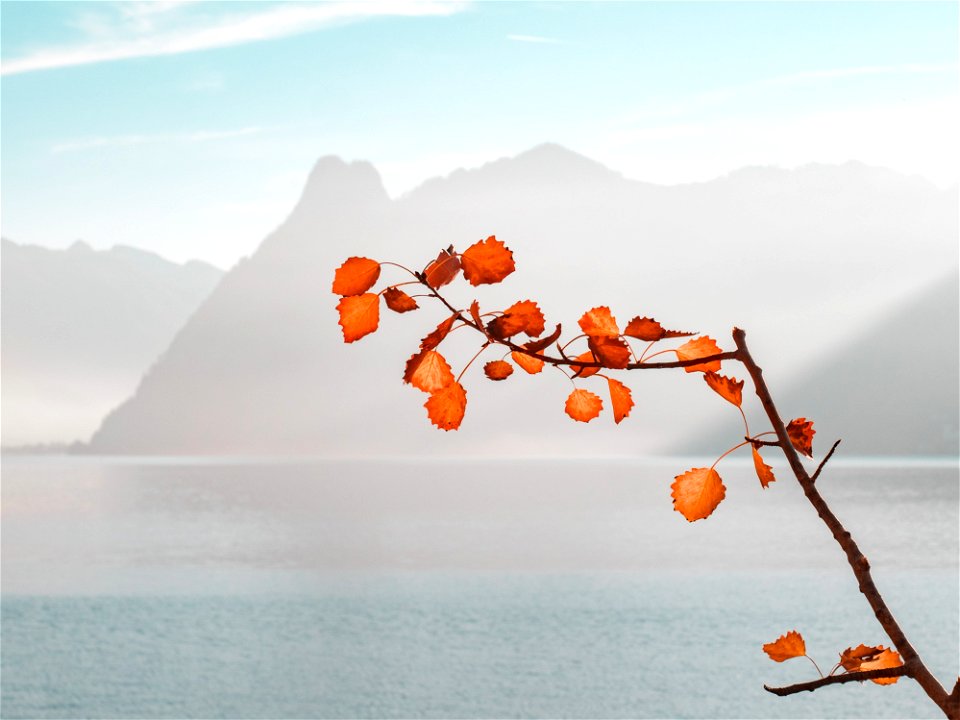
[777,271,958,456]
[85,145,958,456]
[1,239,222,446]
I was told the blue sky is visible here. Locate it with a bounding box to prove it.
[2,1,957,267]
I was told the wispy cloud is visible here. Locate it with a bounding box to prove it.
[50,126,262,154]
[507,34,561,44]
[3,1,466,76]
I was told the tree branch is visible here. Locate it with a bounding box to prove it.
[732,328,955,719]
[421,282,739,370]
[810,438,842,483]
[764,666,912,696]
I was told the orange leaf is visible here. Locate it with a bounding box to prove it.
[404,349,455,393]
[425,382,467,431]
[420,315,457,350]
[752,446,776,489]
[383,286,419,313]
[671,467,726,521]
[840,645,903,684]
[332,257,381,296]
[578,306,620,337]
[565,388,603,422]
[704,371,743,407]
[460,235,515,286]
[336,293,380,343]
[524,323,562,353]
[588,336,631,369]
[607,378,634,424]
[675,336,723,373]
[486,300,545,340]
[484,360,514,381]
[624,316,695,342]
[424,247,461,288]
[839,644,885,672]
[570,351,600,379]
[763,631,806,662]
[511,351,544,375]
[786,418,816,457]
[469,300,484,330]
[862,648,903,685]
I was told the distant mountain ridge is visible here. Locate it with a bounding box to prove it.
[2,238,222,446]
[83,145,958,456]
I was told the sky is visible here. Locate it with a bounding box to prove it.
[1,1,957,268]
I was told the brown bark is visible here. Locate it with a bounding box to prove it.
[732,328,956,719]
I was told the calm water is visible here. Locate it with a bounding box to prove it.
[2,456,957,718]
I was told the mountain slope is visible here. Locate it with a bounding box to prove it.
[1,239,222,446]
[84,146,958,456]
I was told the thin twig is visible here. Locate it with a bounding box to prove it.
[811,439,842,483]
[764,666,912,696]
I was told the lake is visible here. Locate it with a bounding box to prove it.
[2,456,957,718]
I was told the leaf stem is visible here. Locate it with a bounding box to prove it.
[710,440,751,470]
[456,343,491,384]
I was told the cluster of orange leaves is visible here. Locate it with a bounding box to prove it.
[763,630,904,685]
[333,236,818,524]
[331,237,911,692]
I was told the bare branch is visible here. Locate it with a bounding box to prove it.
[732,328,954,719]
[764,666,912,696]
[811,439,842,483]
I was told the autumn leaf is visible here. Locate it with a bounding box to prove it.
[671,467,726,521]
[565,388,603,422]
[486,300,545,340]
[675,336,723,373]
[511,351,544,374]
[383,287,419,313]
[588,336,631,369]
[484,360,514,381]
[839,644,885,672]
[524,324,562,353]
[424,247,461,288]
[570,351,600,379]
[624,316,696,342]
[460,236,515,286]
[763,631,807,662]
[840,645,903,684]
[336,293,380,343]
[704,372,744,407]
[578,306,620,337]
[425,382,467,431]
[469,300,484,330]
[404,349,455,393]
[420,315,457,350]
[786,418,815,457]
[752,446,776,489]
[332,257,381,296]
[607,378,634,424]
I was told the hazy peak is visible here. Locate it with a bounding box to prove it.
[409,143,623,198]
[298,155,390,209]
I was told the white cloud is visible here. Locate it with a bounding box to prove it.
[2,1,467,76]
[507,34,560,44]
[51,126,262,154]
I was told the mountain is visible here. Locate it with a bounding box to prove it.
[777,271,958,456]
[1,239,222,447]
[84,145,958,456]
